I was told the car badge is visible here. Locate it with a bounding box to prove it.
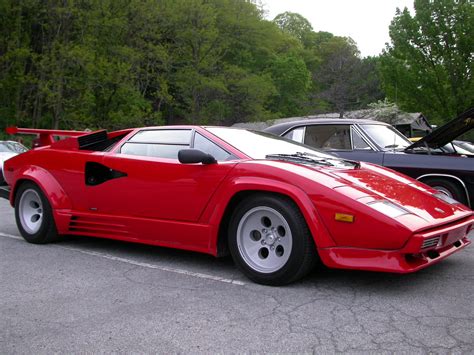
[435,207,444,213]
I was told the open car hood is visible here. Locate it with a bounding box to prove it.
[406,107,474,150]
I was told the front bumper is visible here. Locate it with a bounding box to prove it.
[0,185,10,200]
[318,216,473,273]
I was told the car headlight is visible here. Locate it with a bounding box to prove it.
[367,200,409,218]
[434,192,459,205]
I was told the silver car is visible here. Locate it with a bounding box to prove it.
[0,141,28,184]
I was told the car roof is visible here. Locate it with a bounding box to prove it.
[264,118,389,135]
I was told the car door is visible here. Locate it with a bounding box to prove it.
[85,128,237,244]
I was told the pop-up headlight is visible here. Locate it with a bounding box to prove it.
[434,192,459,205]
[367,200,409,218]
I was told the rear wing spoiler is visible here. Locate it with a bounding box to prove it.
[6,126,133,150]
[6,126,88,148]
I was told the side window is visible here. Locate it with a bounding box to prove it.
[283,127,305,143]
[120,129,191,159]
[351,128,371,150]
[304,125,351,150]
[193,133,234,161]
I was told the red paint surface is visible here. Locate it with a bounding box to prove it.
[4,126,473,271]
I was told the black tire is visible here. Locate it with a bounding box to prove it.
[228,194,317,286]
[0,164,5,184]
[14,181,59,244]
[422,177,468,205]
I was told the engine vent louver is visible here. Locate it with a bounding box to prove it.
[421,236,440,249]
[78,130,107,150]
[68,215,129,236]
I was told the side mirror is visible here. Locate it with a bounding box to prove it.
[178,149,217,165]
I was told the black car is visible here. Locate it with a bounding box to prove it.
[265,108,474,208]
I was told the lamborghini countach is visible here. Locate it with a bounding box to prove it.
[2,126,473,285]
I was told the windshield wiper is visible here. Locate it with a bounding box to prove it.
[384,144,399,148]
[265,152,334,166]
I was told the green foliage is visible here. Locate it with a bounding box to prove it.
[273,11,313,42]
[272,12,384,116]
[0,0,386,132]
[380,0,474,123]
[268,55,311,116]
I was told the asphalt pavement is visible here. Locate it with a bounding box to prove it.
[1,198,474,354]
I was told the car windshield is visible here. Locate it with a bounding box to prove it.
[360,124,411,149]
[0,141,28,153]
[454,141,474,153]
[206,127,337,160]
[445,141,474,155]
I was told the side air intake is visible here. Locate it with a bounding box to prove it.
[68,216,129,237]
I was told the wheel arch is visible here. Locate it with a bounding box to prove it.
[11,166,72,210]
[208,177,335,257]
[416,173,470,207]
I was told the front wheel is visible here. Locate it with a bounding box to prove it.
[15,182,58,244]
[228,194,317,286]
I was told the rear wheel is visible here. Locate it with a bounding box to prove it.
[15,182,58,244]
[228,194,317,286]
[422,177,468,205]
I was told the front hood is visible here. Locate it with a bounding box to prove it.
[330,164,472,224]
[407,107,474,150]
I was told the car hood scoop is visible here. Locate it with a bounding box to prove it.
[407,107,474,150]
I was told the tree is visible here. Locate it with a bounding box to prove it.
[268,55,311,116]
[272,12,383,116]
[0,1,384,130]
[380,0,474,123]
[273,12,313,42]
[313,37,381,116]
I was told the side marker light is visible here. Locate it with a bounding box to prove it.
[335,213,355,223]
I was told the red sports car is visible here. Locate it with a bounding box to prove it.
[2,126,473,285]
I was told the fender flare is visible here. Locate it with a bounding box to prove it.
[11,166,72,210]
[201,176,336,255]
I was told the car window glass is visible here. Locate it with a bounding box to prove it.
[0,143,11,152]
[193,133,233,161]
[120,129,192,159]
[351,128,371,150]
[283,127,304,143]
[304,125,351,150]
[207,128,337,160]
[360,124,411,149]
[121,143,186,159]
[0,141,28,153]
[129,129,191,144]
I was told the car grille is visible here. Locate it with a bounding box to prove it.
[421,236,440,249]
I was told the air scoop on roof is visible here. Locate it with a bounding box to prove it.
[78,130,108,150]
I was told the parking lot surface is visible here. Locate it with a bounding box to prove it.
[1,198,474,353]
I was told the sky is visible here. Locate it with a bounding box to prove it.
[262,0,415,57]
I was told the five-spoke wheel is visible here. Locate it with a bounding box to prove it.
[236,206,293,274]
[18,188,44,235]
[15,182,58,244]
[229,194,317,285]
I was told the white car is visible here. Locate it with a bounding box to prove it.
[0,141,28,184]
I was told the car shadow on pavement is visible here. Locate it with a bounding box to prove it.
[55,234,238,272]
[49,233,463,291]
